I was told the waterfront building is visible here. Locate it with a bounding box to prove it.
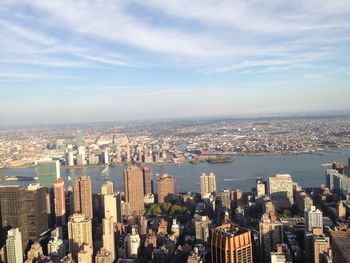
[102,150,109,165]
[65,150,74,167]
[54,178,66,227]
[102,216,115,261]
[157,173,175,203]
[37,160,60,188]
[6,228,23,263]
[268,174,294,208]
[77,146,86,166]
[200,172,216,199]
[123,166,144,215]
[72,176,93,219]
[0,185,28,250]
[125,228,140,258]
[305,206,323,233]
[211,223,253,263]
[143,167,153,196]
[256,178,266,198]
[67,213,93,260]
[26,184,48,241]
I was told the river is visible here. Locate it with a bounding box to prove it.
[3,149,350,193]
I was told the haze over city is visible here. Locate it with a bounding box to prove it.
[1,0,350,125]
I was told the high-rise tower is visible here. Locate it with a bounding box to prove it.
[72,176,93,219]
[123,166,144,215]
[54,178,66,226]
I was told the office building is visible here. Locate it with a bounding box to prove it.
[259,212,283,261]
[0,185,28,250]
[48,236,65,263]
[143,167,153,196]
[211,223,253,263]
[68,213,93,260]
[54,178,66,227]
[26,184,48,240]
[268,174,294,208]
[123,166,144,215]
[102,216,115,261]
[200,172,216,199]
[101,180,114,195]
[95,247,114,263]
[77,146,86,166]
[37,160,60,188]
[124,228,140,258]
[157,173,175,203]
[195,215,210,243]
[77,244,93,263]
[331,230,350,263]
[305,206,323,233]
[312,234,330,263]
[104,194,118,223]
[221,189,231,210]
[73,176,93,219]
[6,228,23,263]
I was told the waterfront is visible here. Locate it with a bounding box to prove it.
[3,148,350,193]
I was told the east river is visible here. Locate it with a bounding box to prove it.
[3,148,350,193]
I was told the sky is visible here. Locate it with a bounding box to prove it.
[0,0,350,125]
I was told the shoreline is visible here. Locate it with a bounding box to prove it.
[2,147,349,170]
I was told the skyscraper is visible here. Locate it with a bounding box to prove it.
[0,185,28,250]
[104,194,117,223]
[68,213,93,260]
[143,167,153,196]
[123,166,144,215]
[6,228,23,263]
[72,176,93,219]
[26,184,48,241]
[200,173,216,199]
[305,206,323,233]
[157,173,175,203]
[54,178,66,227]
[211,224,253,263]
[268,174,294,208]
[37,160,60,188]
[195,215,210,243]
[102,216,115,261]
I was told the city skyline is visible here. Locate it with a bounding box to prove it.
[0,1,350,125]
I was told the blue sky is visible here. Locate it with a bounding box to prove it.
[0,0,350,125]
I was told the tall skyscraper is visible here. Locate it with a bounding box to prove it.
[102,216,115,261]
[37,160,60,188]
[54,178,66,227]
[157,173,175,203]
[0,185,28,250]
[143,167,153,196]
[72,176,93,219]
[200,173,216,199]
[268,174,294,208]
[104,194,117,223]
[101,180,114,195]
[6,228,23,263]
[68,213,93,260]
[26,184,48,241]
[305,206,323,233]
[123,166,144,215]
[211,223,253,263]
